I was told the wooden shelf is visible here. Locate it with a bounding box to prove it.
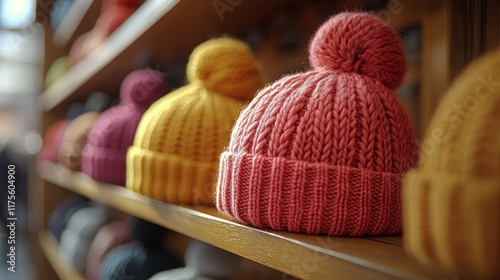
[39,231,86,280]
[40,0,290,112]
[52,0,101,48]
[37,161,451,280]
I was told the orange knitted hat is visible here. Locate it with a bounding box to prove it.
[216,12,419,236]
[126,37,264,205]
[404,50,500,279]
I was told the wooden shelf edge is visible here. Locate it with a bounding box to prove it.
[39,231,86,280]
[41,0,181,112]
[52,0,95,47]
[37,161,449,280]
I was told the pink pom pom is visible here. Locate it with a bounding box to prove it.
[309,12,406,90]
[120,69,168,107]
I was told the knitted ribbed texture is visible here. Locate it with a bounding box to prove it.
[59,112,100,171]
[126,37,264,205]
[404,50,500,279]
[216,12,418,236]
[81,69,167,185]
[40,119,68,162]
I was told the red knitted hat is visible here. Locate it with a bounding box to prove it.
[39,119,68,163]
[216,12,419,236]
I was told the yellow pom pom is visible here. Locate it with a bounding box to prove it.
[187,37,264,101]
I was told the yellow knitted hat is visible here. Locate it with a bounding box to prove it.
[404,50,500,279]
[126,37,264,205]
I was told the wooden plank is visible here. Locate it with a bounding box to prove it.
[41,0,291,112]
[39,231,86,280]
[38,161,452,280]
[52,0,99,48]
[381,0,424,29]
[366,236,403,247]
[420,0,451,138]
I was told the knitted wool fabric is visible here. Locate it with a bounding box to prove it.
[59,112,100,171]
[404,50,500,279]
[48,195,89,241]
[40,102,85,162]
[82,91,111,114]
[81,69,167,185]
[216,12,419,236]
[126,37,264,205]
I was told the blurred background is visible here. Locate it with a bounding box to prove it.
[0,0,41,279]
[0,0,498,279]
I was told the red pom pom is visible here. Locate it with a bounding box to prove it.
[309,12,406,90]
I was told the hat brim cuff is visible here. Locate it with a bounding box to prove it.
[403,170,500,278]
[126,146,218,205]
[81,145,127,185]
[216,151,405,236]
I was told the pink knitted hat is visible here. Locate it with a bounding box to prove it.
[81,69,167,185]
[216,12,419,236]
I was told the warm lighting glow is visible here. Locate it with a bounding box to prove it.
[0,0,35,29]
[24,130,42,154]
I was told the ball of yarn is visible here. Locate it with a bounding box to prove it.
[86,221,132,280]
[99,242,183,280]
[186,37,264,102]
[59,206,110,272]
[59,229,89,272]
[83,91,111,113]
[130,217,169,247]
[48,196,89,241]
[45,56,69,88]
[66,103,84,121]
[148,241,241,280]
[120,69,168,108]
[148,268,199,280]
[309,12,406,89]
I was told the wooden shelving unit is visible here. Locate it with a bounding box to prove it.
[52,0,100,48]
[39,231,86,280]
[37,161,450,280]
[36,0,493,279]
[40,0,291,113]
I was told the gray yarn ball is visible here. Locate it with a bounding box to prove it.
[100,242,183,280]
[59,207,110,272]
